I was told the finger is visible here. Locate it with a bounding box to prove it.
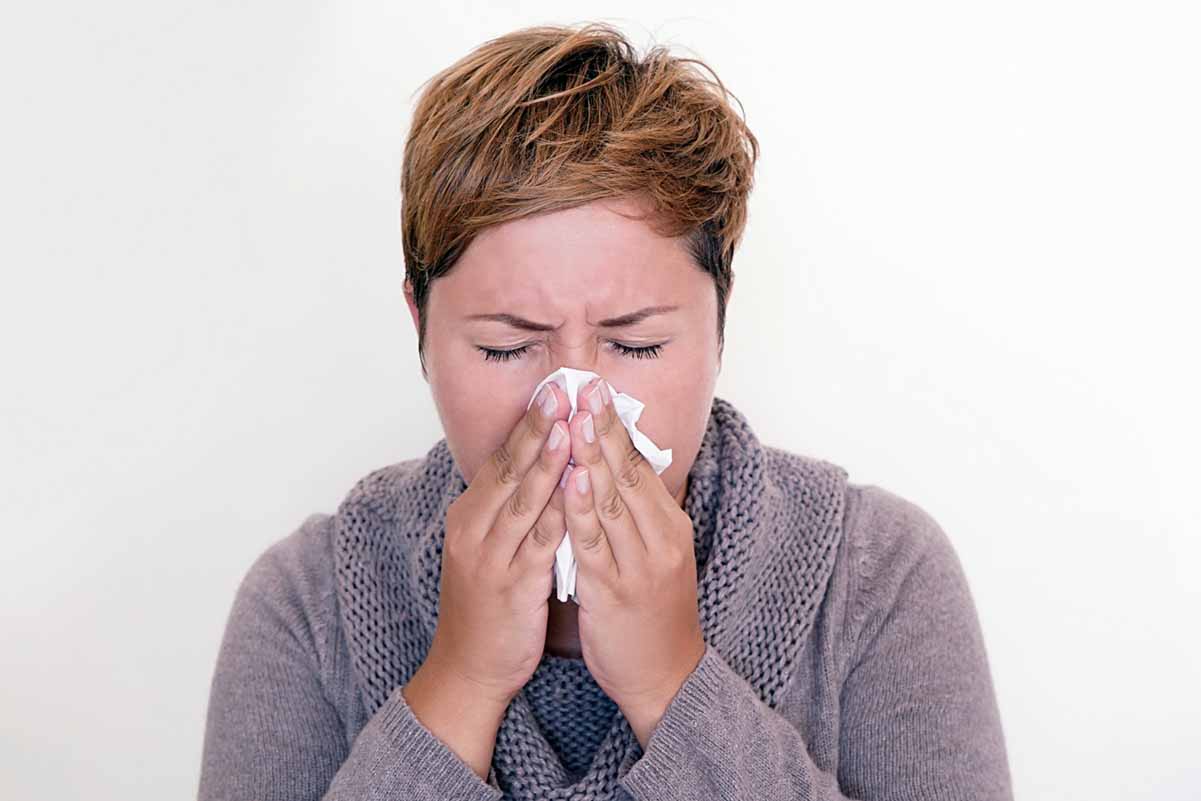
[467,382,569,556]
[484,414,571,564]
[512,475,569,571]
[563,463,620,592]
[570,379,646,568]
[579,376,674,551]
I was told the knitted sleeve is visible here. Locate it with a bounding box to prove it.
[618,484,1013,801]
[197,514,504,801]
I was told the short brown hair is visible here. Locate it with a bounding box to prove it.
[401,22,759,373]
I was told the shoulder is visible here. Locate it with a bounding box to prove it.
[241,511,338,599]
[333,454,434,525]
[756,445,955,593]
[232,455,428,652]
[232,513,340,666]
[839,481,976,654]
[234,455,429,615]
[842,482,956,572]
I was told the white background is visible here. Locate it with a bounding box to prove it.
[2,2,1198,799]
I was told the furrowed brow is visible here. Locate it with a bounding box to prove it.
[465,305,680,331]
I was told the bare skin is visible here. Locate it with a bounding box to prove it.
[404,195,727,660]
[544,472,691,660]
[399,381,575,780]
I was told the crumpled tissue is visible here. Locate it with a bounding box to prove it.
[525,366,673,604]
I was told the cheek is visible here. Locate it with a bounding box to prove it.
[605,384,678,464]
[620,376,713,491]
[620,365,709,429]
[433,364,544,483]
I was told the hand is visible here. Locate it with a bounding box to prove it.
[562,376,707,749]
[426,381,573,706]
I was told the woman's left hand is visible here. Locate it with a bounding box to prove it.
[562,376,707,750]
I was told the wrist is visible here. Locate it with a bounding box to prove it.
[402,660,511,783]
[617,638,707,750]
[414,650,518,713]
[620,694,673,751]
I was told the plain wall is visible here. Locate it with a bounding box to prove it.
[2,2,1198,799]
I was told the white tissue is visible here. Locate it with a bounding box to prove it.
[525,366,673,604]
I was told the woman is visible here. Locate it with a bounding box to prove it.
[199,22,1013,801]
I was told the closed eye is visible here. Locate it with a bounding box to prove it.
[476,341,664,363]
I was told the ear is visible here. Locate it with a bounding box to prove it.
[403,278,430,383]
[718,276,733,373]
[403,278,420,333]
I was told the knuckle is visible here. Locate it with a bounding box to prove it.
[593,405,616,433]
[577,527,605,553]
[663,545,688,572]
[616,451,645,491]
[625,443,647,468]
[505,486,532,520]
[582,449,606,468]
[525,404,550,436]
[443,532,467,567]
[490,442,520,487]
[598,488,625,521]
[529,518,557,549]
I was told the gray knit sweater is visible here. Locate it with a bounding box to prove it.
[198,396,1012,800]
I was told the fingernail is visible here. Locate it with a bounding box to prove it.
[587,383,604,415]
[547,421,565,451]
[559,464,571,488]
[538,385,556,417]
[575,469,590,494]
[581,412,595,443]
[599,381,611,406]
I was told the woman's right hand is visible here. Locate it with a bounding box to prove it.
[424,381,573,706]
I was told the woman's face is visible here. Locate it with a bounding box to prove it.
[404,196,726,509]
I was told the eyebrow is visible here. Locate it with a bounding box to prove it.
[465,304,680,331]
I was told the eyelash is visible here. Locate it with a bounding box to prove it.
[477,341,664,363]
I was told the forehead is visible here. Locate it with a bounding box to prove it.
[435,198,701,311]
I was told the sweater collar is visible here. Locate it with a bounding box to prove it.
[333,395,848,798]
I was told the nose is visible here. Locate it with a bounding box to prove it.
[543,339,601,377]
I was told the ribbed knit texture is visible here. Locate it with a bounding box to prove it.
[332,396,846,799]
[199,393,1014,800]
[525,653,618,781]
